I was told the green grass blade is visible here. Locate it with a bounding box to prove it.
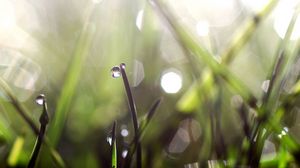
[7,136,25,167]
[111,121,117,168]
[221,0,279,64]
[0,78,39,134]
[48,21,96,146]
[0,77,65,167]
[0,117,13,142]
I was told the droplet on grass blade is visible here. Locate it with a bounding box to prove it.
[261,80,270,93]
[122,150,128,158]
[120,63,126,69]
[35,94,45,105]
[106,136,112,146]
[111,66,121,78]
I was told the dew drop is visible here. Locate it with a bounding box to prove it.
[261,80,270,93]
[111,66,121,78]
[121,129,129,137]
[122,150,128,158]
[120,63,126,69]
[106,136,112,146]
[35,94,45,105]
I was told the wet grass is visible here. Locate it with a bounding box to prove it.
[0,0,300,167]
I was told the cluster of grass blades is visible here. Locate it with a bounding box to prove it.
[110,63,162,168]
[149,0,300,167]
[0,78,65,168]
[0,0,300,167]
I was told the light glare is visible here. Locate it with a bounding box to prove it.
[196,21,209,36]
[136,10,144,31]
[0,0,16,30]
[161,71,182,94]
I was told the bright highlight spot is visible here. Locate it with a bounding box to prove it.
[196,21,209,36]
[92,0,102,4]
[106,136,112,146]
[161,70,182,94]
[122,150,128,158]
[261,80,270,93]
[35,94,45,105]
[136,10,144,31]
[121,129,129,137]
[0,0,16,30]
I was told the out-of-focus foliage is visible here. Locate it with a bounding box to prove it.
[0,0,300,167]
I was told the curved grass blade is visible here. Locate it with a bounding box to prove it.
[122,98,163,167]
[139,97,162,139]
[221,0,279,64]
[150,0,257,112]
[28,95,49,168]
[247,10,300,167]
[119,63,142,168]
[125,97,162,166]
[0,78,65,167]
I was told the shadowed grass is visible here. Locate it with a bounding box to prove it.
[125,98,162,168]
[119,63,142,168]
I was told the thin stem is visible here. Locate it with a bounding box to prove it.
[119,63,142,168]
[28,124,46,168]
[111,121,117,168]
[125,98,162,167]
[28,97,49,168]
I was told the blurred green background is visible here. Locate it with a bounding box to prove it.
[0,0,300,167]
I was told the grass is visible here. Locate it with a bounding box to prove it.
[0,0,300,167]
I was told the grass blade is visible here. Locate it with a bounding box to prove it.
[0,78,39,134]
[48,17,96,146]
[119,63,142,168]
[0,78,65,167]
[221,0,279,64]
[111,121,117,168]
[150,0,257,112]
[28,95,49,168]
[140,97,162,138]
[7,136,24,167]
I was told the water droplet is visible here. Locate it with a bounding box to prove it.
[35,94,45,105]
[121,129,129,137]
[136,10,144,31]
[120,63,126,69]
[111,66,121,78]
[261,80,270,93]
[106,136,112,146]
[122,150,128,158]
